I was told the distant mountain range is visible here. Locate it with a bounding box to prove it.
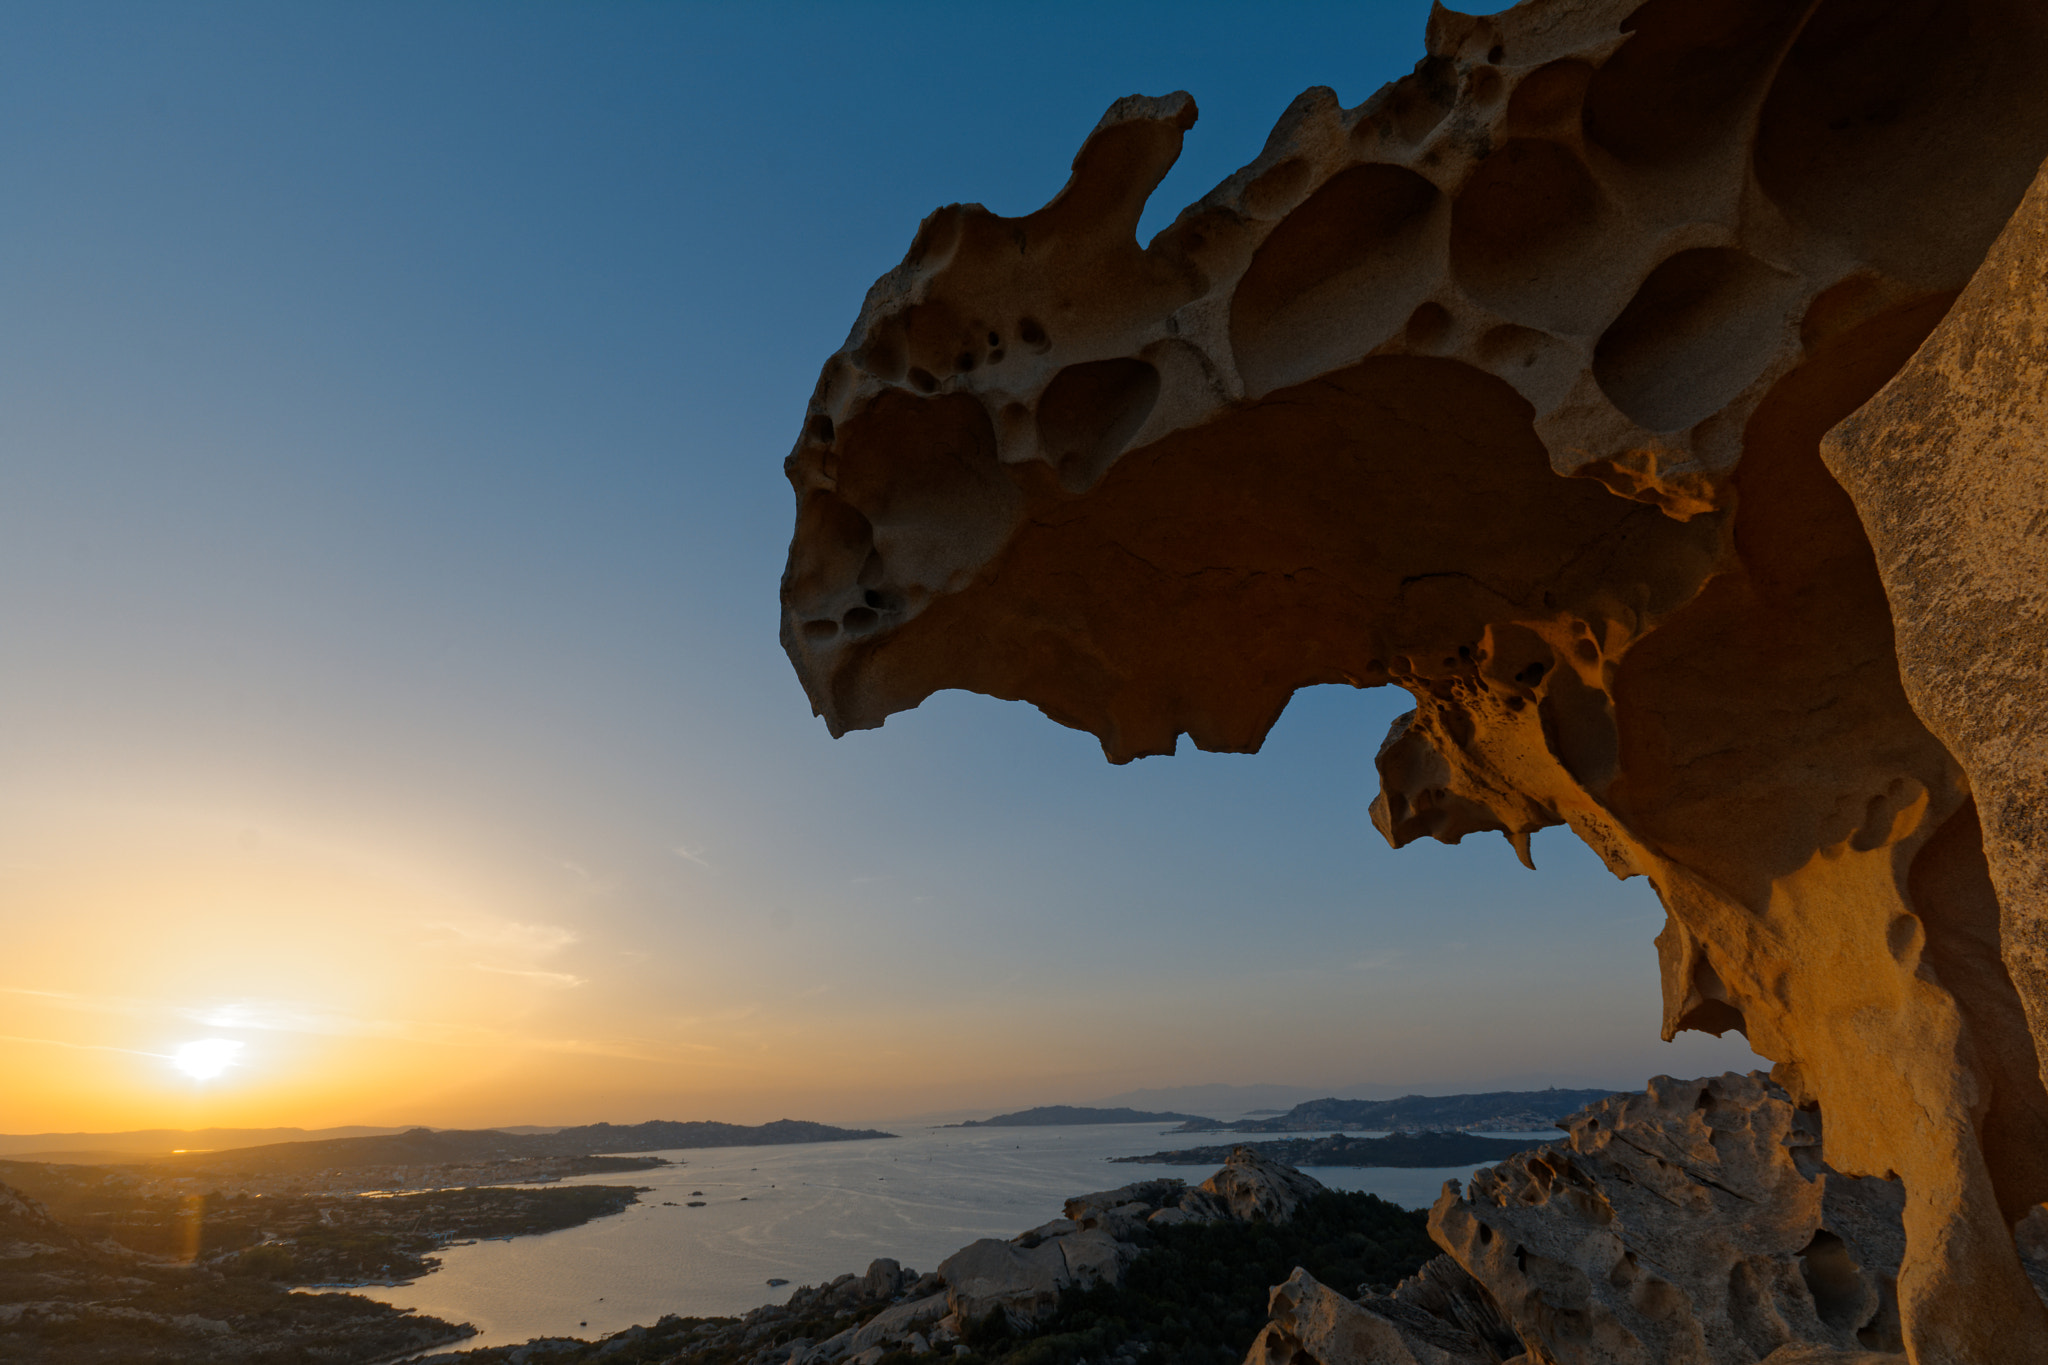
[948,1106,1213,1127]
[0,1126,415,1160]
[9,1119,896,1175]
[1171,1089,1616,1134]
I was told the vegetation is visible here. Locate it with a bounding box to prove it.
[951,1191,1436,1365]
[0,1160,643,1283]
[404,1190,1437,1365]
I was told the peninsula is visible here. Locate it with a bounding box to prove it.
[1171,1090,1615,1134]
[1113,1131,1547,1168]
[948,1106,1213,1128]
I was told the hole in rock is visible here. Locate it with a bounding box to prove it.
[801,619,839,642]
[784,491,874,618]
[1035,358,1161,492]
[986,331,1000,347]
[1507,59,1594,131]
[1582,0,1807,166]
[1798,1231,1867,1332]
[1487,44,1505,63]
[907,367,938,394]
[806,414,835,444]
[1449,139,1612,332]
[1017,317,1050,352]
[1405,301,1452,347]
[955,352,977,373]
[824,389,1015,598]
[858,325,905,382]
[1593,247,1802,431]
[842,606,879,634]
[1231,162,1443,395]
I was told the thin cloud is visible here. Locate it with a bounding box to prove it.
[177,1001,416,1039]
[472,964,588,989]
[0,1033,172,1060]
[428,917,578,956]
[670,844,713,871]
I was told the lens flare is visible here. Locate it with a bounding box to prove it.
[170,1038,243,1080]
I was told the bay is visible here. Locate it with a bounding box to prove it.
[354,1122,1554,1353]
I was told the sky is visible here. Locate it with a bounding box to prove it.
[0,0,1763,1136]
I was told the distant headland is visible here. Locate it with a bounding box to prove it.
[944,1105,1213,1128]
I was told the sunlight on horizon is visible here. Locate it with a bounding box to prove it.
[171,1037,243,1080]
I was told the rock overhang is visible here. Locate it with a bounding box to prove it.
[777,0,2048,1357]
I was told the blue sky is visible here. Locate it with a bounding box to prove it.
[0,1,1760,1131]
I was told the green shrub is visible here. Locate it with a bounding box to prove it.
[981,1191,1435,1365]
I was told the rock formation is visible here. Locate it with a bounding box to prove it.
[935,1147,1326,1335]
[778,1,2048,1358]
[1256,1076,2048,1365]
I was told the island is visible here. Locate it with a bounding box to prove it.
[1113,1131,1549,1168]
[1170,1089,1616,1134]
[948,1105,1215,1127]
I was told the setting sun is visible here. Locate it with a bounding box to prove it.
[170,1038,243,1080]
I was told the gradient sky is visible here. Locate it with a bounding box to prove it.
[0,0,1761,1135]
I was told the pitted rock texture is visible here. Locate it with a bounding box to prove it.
[1251,1077,2048,1365]
[780,1,2048,1359]
[1822,156,2048,1151]
[1432,1074,1915,1363]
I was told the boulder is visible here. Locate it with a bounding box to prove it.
[1063,1179,1186,1226]
[936,1238,1073,1331]
[860,1258,905,1301]
[1198,1146,1327,1224]
[846,1292,949,1354]
[1055,1228,1134,1291]
[1245,1269,1496,1365]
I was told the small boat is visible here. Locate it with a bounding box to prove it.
[767,1278,790,1287]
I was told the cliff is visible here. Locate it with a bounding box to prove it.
[778,1,2048,1357]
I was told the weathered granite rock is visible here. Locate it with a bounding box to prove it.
[1266,1076,2048,1365]
[1246,1267,1500,1365]
[1199,1145,1330,1224]
[937,1152,1324,1332]
[844,1291,948,1355]
[779,2,2048,1355]
[1432,1074,1913,1362]
[937,1237,1079,1332]
[1822,154,2048,1151]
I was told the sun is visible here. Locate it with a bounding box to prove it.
[171,1038,244,1080]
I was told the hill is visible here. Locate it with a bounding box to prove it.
[1114,1131,1547,1168]
[147,1117,894,1175]
[951,1105,1214,1127]
[1172,1089,1615,1133]
[0,1125,411,1159]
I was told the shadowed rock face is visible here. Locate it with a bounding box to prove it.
[779,0,2048,1357]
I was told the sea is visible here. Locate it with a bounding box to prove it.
[353,1122,1556,1353]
